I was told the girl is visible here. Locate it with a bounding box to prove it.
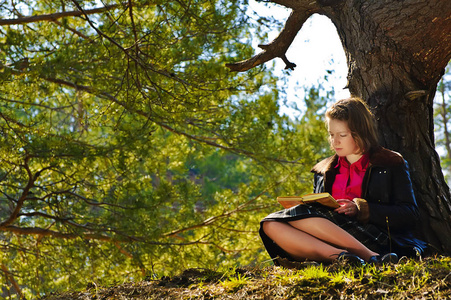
[260,97,426,265]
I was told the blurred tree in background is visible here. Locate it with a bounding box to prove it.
[434,62,451,182]
[0,0,333,297]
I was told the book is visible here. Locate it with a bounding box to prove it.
[277,192,340,209]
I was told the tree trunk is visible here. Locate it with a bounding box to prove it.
[323,0,451,254]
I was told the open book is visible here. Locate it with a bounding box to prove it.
[277,192,340,209]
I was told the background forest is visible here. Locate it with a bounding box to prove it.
[0,0,450,298]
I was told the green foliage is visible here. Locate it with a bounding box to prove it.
[0,0,333,298]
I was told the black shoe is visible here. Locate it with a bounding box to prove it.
[336,252,365,266]
[368,253,399,265]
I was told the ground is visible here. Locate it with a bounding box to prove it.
[42,256,451,300]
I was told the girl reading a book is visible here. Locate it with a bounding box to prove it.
[260,97,427,265]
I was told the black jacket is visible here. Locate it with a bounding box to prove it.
[311,147,425,250]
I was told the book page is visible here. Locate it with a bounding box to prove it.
[277,193,340,209]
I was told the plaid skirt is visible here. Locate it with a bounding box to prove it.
[259,203,414,264]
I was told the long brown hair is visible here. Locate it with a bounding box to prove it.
[325,97,379,153]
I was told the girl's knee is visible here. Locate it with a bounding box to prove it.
[262,221,282,235]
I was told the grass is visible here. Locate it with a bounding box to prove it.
[42,256,451,299]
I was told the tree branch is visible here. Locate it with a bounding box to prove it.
[162,179,285,238]
[70,0,129,53]
[226,7,318,72]
[0,4,121,26]
[0,225,228,247]
[43,76,300,164]
[0,156,35,227]
[51,19,92,41]
[1,225,114,241]
[1,264,23,299]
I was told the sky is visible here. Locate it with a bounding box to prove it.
[247,1,350,118]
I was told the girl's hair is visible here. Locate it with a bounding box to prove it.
[326,97,379,153]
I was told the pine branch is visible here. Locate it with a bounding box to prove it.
[162,179,285,238]
[0,4,121,26]
[43,76,300,164]
[226,0,346,72]
[0,156,34,227]
[226,6,317,72]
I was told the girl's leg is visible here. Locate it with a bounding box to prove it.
[288,217,379,261]
[262,221,347,262]
[262,217,379,262]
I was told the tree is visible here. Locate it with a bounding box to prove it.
[227,0,451,254]
[0,0,333,296]
[434,63,451,182]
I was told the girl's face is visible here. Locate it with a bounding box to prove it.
[327,118,362,163]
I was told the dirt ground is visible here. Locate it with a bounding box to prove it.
[42,259,451,300]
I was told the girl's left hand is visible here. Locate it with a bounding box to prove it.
[335,199,358,216]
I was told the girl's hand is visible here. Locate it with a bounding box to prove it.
[335,199,358,216]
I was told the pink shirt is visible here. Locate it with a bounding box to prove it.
[331,154,370,200]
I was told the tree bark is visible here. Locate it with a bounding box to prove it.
[228,0,451,254]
